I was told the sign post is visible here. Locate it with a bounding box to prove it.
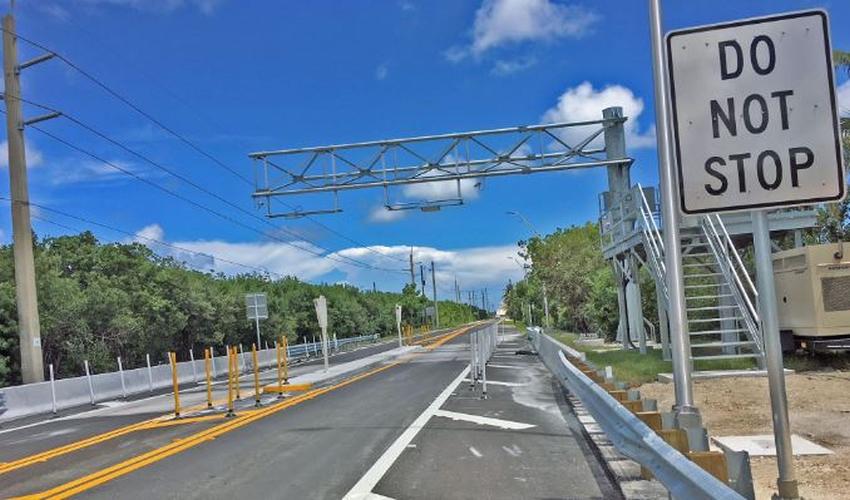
[395,304,403,348]
[245,293,268,353]
[314,295,329,371]
[667,11,845,499]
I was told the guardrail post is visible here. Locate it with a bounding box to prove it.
[117,356,127,399]
[49,363,57,415]
[209,346,217,379]
[146,353,153,392]
[189,348,197,383]
[84,360,95,405]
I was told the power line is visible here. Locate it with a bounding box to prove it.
[0,100,404,274]
[0,195,285,278]
[1,26,410,265]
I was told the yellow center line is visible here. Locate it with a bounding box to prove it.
[15,325,474,499]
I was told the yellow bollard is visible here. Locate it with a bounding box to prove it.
[204,348,213,408]
[169,352,181,418]
[276,338,283,388]
[252,344,261,407]
[232,346,241,400]
[282,336,289,384]
[226,346,235,417]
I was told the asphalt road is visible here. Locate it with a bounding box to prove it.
[1,324,615,499]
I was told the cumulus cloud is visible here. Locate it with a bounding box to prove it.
[447,0,598,61]
[131,223,523,293]
[542,81,656,149]
[368,206,407,223]
[0,141,44,169]
[48,158,148,185]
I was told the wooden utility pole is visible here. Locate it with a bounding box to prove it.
[4,12,53,383]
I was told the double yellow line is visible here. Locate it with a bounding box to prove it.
[13,324,474,499]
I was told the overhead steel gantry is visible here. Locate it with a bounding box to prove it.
[248,111,632,218]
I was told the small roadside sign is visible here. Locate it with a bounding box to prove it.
[314,295,328,329]
[667,10,845,214]
[245,293,268,320]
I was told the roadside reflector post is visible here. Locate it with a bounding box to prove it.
[84,360,95,406]
[395,304,403,348]
[204,348,213,408]
[145,353,154,393]
[49,363,57,415]
[314,295,330,372]
[226,346,235,417]
[252,344,261,407]
[189,348,197,383]
[169,352,181,418]
[117,356,127,399]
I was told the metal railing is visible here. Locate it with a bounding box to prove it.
[699,214,764,356]
[529,329,745,500]
[469,322,498,398]
[636,184,668,301]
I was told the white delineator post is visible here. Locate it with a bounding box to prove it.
[647,0,698,419]
[146,353,153,393]
[49,363,57,414]
[314,295,329,372]
[84,360,95,406]
[117,356,127,399]
[395,304,403,348]
[189,348,197,383]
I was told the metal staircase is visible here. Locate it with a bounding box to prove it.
[636,186,764,367]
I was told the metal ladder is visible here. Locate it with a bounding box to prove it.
[636,185,764,367]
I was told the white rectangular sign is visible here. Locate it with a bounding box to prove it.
[314,295,328,329]
[245,293,268,320]
[667,10,845,214]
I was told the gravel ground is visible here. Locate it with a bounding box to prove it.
[639,372,850,500]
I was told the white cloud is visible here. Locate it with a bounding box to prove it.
[0,141,44,169]
[542,81,656,149]
[448,0,598,61]
[134,223,165,243]
[375,63,389,81]
[368,206,407,223]
[490,56,537,76]
[398,0,416,12]
[39,3,71,22]
[77,0,224,14]
[49,158,148,185]
[402,176,481,201]
[838,80,850,116]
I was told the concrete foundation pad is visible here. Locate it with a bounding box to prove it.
[712,434,832,456]
[657,368,793,383]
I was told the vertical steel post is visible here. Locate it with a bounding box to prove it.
[252,344,261,407]
[752,210,798,499]
[49,363,57,414]
[146,353,153,392]
[3,14,44,383]
[84,360,95,405]
[117,356,126,399]
[189,348,197,383]
[254,316,262,356]
[226,347,235,417]
[648,0,697,417]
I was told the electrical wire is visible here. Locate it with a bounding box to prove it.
[2,26,411,265]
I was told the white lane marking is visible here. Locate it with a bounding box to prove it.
[469,446,483,458]
[486,364,526,370]
[342,366,470,500]
[462,378,527,387]
[502,444,523,457]
[433,409,535,430]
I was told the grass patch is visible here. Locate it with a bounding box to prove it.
[785,351,850,372]
[548,330,756,385]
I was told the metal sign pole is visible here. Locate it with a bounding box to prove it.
[647,0,698,418]
[254,315,262,355]
[752,210,798,499]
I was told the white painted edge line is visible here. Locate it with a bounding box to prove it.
[342,366,470,500]
[433,409,535,430]
[485,364,526,370]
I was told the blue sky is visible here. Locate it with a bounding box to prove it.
[0,0,848,303]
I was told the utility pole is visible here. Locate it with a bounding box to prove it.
[4,11,57,383]
[454,277,460,303]
[430,261,439,328]
[409,247,415,287]
[419,264,426,295]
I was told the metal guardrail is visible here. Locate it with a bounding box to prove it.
[529,328,745,500]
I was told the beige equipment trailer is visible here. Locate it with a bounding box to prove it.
[773,242,850,353]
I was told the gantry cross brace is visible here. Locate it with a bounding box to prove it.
[248,117,633,218]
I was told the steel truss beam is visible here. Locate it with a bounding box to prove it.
[249,118,632,218]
